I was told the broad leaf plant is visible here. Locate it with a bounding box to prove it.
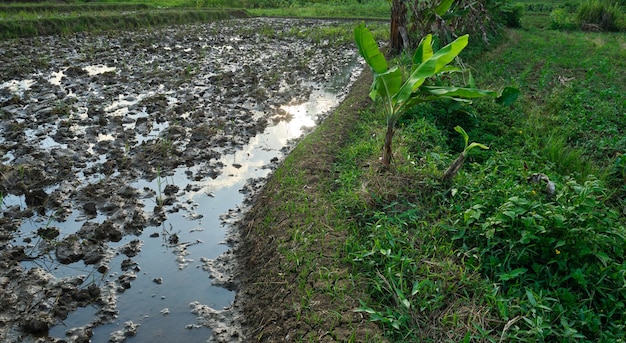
[354,23,517,167]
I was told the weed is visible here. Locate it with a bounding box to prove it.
[441,126,489,183]
[452,174,626,340]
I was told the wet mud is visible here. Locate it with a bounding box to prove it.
[0,18,361,342]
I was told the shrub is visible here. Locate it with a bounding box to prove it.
[550,8,578,30]
[577,0,625,31]
[453,175,626,340]
[500,3,525,28]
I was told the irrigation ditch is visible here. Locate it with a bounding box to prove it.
[0,17,364,342]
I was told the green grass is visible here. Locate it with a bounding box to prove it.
[248,1,389,19]
[329,23,626,342]
[0,0,388,39]
[0,8,247,39]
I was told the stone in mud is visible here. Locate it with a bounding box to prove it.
[37,226,60,240]
[24,188,48,208]
[66,326,94,343]
[163,184,179,196]
[78,220,123,242]
[2,246,34,263]
[120,258,139,272]
[82,241,105,265]
[65,66,88,77]
[117,272,137,291]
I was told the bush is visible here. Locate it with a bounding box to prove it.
[453,175,626,340]
[577,0,625,31]
[549,8,578,30]
[500,3,525,28]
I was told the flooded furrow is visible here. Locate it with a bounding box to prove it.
[0,18,362,342]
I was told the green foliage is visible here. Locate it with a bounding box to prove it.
[550,8,579,30]
[451,174,626,340]
[577,0,625,31]
[340,20,624,343]
[0,6,246,39]
[354,23,504,166]
[245,0,390,18]
[549,0,626,31]
[404,0,511,46]
[349,202,494,341]
[500,2,525,28]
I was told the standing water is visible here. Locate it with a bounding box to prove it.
[0,18,362,342]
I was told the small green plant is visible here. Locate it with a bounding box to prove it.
[442,125,489,182]
[354,23,517,167]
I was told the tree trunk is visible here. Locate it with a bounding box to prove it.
[390,0,407,54]
[382,123,394,167]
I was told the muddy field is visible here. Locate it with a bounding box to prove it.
[0,18,362,342]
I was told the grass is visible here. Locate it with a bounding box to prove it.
[0,0,390,39]
[326,20,626,343]
[247,1,389,19]
[239,4,625,341]
[0,7,247,39]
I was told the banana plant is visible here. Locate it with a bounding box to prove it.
[354,23,518,167]
[442,125,489,182]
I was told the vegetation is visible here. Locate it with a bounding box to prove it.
[339,13,626,342]
[354,23,515,167]
[0,2,247,39]
[242,0,624,341]
[2,0,625,341]
[516,0,626,31]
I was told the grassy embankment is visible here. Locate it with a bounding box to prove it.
[0,1,247,39]
[0,0,390,39]
[239,3,626,342]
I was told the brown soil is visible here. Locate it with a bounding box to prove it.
[235,69,387,342]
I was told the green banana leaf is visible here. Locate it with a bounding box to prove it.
[354,23,387,74]
[435,0,455,16]
[421,86,497,98]
[370,67,403,103]
[396,34,469,104]
[413,34,434,66]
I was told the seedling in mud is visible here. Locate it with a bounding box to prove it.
[442,125,489,182]
[354,24,518,167]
